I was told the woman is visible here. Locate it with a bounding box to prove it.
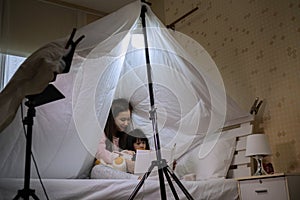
[90,98,137,179]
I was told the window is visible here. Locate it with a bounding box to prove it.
[0,53,26,90]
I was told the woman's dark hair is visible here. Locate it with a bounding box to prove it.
[126,129,150,152]
[104,98,133,151]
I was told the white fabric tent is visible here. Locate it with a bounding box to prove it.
[0,1,250,179]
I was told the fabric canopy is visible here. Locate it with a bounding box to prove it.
[0,1,251,179]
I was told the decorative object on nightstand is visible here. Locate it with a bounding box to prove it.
[245,134,272,176]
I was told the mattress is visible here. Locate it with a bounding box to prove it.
[0,177,238,200]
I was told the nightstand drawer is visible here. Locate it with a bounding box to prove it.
[239,177,288,200]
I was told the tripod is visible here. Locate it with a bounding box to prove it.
[12,28,83,200]
[13,100,39,200]
[13,85,65,200]
[128,3,194,200]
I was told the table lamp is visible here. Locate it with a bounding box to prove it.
[245,134,272,176]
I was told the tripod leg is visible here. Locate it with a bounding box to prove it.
[166,166,194,200]
[157,167,167,200]
[128,163,155,200]
[30,190,40,200]
[13,189,40,200]
[162,167,180,200]
[13,190,22,200]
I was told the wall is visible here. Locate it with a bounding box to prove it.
[0,0,88,56]
[160,0,300,173]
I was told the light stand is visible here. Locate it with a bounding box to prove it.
[13,102,39,200]
[13,84,65,200]
[128,3,194,200]
[13,28,84,200]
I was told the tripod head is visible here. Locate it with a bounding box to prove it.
[25,84,65,108]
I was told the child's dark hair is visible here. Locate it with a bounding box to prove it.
[126,129,150,152]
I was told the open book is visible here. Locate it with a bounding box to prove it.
[134,147,175,175]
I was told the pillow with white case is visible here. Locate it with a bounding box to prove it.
[174,137,236,180]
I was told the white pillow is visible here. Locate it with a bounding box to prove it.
[174,137,236,180]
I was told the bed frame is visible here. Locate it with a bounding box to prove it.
[223,115,254,179]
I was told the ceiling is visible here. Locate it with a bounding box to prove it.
[42,0,137,16]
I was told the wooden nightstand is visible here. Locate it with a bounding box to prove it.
[236,173,300,200]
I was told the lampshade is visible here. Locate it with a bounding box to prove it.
[245,134,272,157]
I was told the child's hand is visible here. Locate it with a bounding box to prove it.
[121,150,135,156]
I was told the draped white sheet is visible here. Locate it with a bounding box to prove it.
[0,0,250,180]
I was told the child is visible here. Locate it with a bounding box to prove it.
[126,128,150,161]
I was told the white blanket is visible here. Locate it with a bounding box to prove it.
[0,178,238,200]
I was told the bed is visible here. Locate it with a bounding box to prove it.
[0,177,238,200]
[0,116,253,200]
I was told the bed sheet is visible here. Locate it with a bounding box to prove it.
[0,177,238,200]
